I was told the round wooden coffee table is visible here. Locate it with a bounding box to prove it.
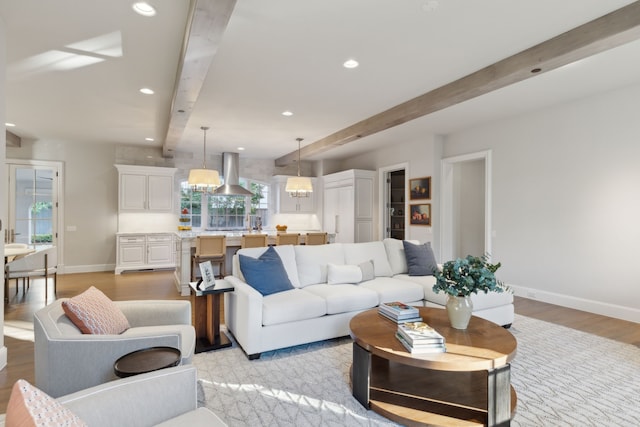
[114,346,181,378]
[350,307,517,427]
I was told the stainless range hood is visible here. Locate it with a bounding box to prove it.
[213,152,254,196]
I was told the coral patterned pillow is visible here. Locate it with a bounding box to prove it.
[5,379,87,426]
[62,286,130,334]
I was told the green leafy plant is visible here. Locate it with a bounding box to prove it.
[433,254,508,297]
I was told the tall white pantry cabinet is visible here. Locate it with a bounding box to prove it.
[115,165,177,274]
[323,169,375,243]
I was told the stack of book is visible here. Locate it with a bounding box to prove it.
[395,321,446,354]
[378,301,422,323]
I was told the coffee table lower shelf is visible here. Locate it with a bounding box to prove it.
[368,386,517,427]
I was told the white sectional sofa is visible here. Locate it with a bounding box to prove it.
[224,238,514,359]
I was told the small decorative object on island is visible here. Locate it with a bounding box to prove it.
[178,208,191,230]
[433,254,507,330]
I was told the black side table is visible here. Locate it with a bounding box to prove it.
[114,346,181,378]
[190,280,234,353]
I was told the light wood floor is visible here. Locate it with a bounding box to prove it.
[1,271,638,411]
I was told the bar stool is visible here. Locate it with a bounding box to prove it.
[305,232,328,245]
[191,235,226,281]
[241,234,268,248]
[276,233,301,246]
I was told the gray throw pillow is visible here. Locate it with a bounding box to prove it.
[359,260,375,282]
[402,241,438,276]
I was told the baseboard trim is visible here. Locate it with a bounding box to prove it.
[60,264,116,274]
[510,284,640,323]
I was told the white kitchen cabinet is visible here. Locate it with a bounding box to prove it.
[323,169,375,243]
[272,175,317,213]
[116,165,176,212]
[116,233,176,274]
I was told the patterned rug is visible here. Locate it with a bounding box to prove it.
[193,314,640,426]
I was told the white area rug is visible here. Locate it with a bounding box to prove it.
[193,314,640,426]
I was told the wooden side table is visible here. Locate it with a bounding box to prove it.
[189,280,234,353]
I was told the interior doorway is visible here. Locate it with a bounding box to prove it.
[379,163,407,240]
[440,151,492,261]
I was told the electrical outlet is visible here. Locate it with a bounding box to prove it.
[526,291,537,299]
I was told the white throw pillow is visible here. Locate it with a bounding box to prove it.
[344,241,393,277]
[327,263,363,285]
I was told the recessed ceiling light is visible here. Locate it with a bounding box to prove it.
[282,111,293,116]
[145,137,154,142]
[343,59,359,69]
[237,147,245,151]
[132,2,156,17]
[140,87,154,95]
[5,122,16,127]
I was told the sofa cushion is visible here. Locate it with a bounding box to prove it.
[239,246,294,296]
[343,241,393,277]
[236,245,301,288]
[262,289,327,326]
[155,407,228,427]
[383,238,418,275]
[62,286,130,335]
[394,274,442,303]
[6,379,87,427]
[403,241,438,276]
[295,244,345,287]
[304,284,379,314]
[327,263,362,285]
[359,277,424,304]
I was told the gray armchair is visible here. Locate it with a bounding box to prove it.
[34,298,195,397]
[0,366,226,427]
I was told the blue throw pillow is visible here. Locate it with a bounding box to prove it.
[239,246,294,296]
[402,241,438,276]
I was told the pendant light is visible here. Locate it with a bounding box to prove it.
[188,126,221,193]
[285,137,313,198]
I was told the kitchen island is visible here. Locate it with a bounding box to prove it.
[174,230,326,295]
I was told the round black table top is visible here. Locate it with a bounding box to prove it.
[114,346,181,378]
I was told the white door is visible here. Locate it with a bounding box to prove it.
[6,163,60,251]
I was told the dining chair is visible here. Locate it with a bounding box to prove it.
[191,235,226,281]
[276,233,301,246]
[4,246,57,304]
[241,234,268,249]
[305,232,328,245]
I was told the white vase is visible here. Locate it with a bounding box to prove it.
[446,295,473,329]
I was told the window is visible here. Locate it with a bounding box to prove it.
[179,179,269,230]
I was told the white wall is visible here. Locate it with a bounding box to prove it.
[454,159,485,258]
[444,83,640,323]
[1,13,8,370]
[339,134,441,249]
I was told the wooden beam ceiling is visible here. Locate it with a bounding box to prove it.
[162,0,237,157]
[275,1,640,166]
[5,130,21,147]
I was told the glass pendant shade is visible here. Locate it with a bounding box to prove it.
[188,126,221,193]
[286,137,313,198]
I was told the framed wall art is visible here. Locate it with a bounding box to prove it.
[410,203,431,226]
[409,176,431,200]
